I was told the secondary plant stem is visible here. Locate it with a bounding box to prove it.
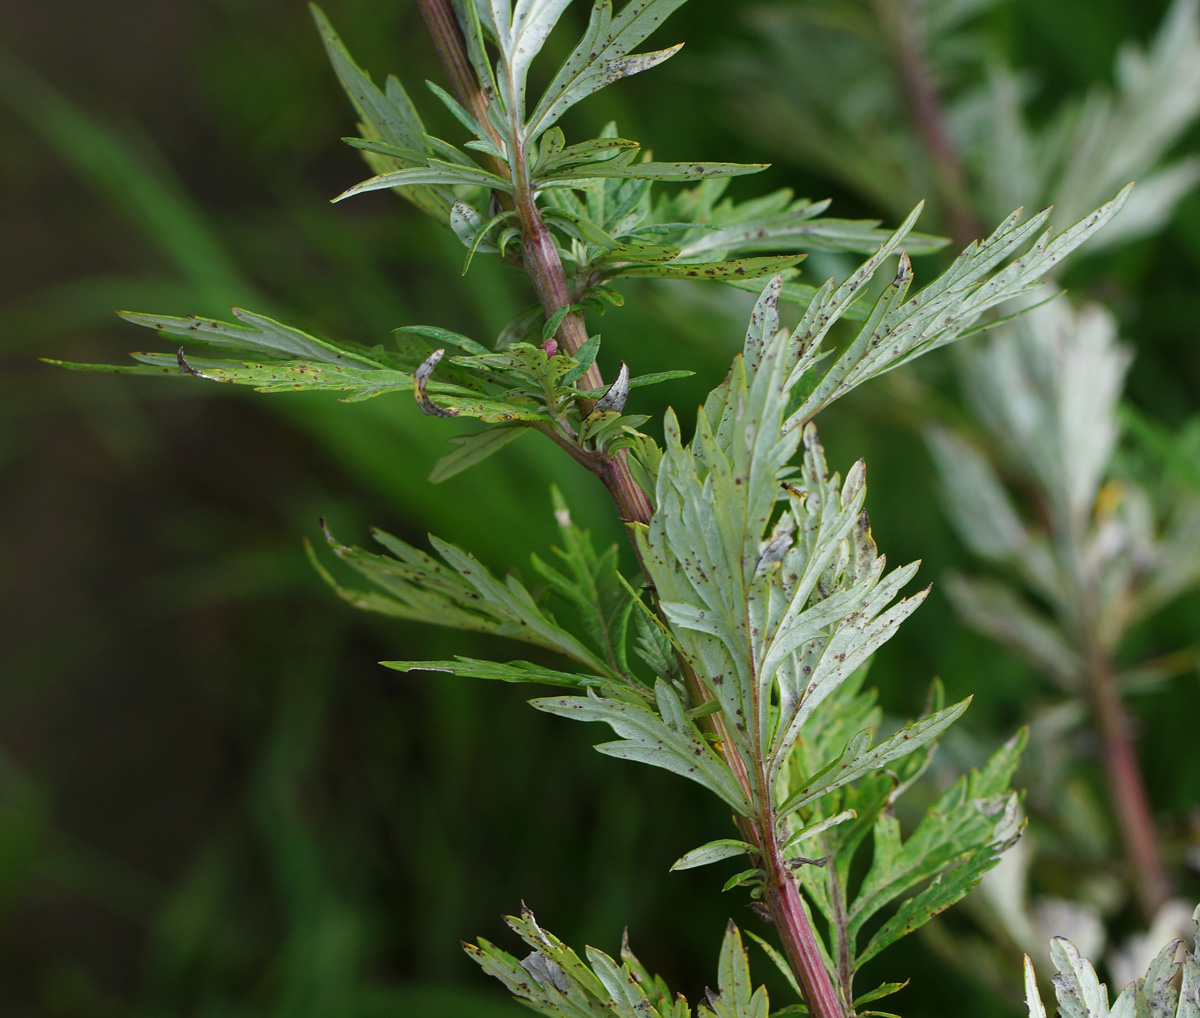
[1059,498,1172,922]
[874,0,981,245]
[416,0,492,137]
[1083,637,1172,920]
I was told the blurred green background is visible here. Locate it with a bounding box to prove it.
[1,1,1197,1016]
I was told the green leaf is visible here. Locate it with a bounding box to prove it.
[425,79,490,140]
[686,700,723,720]
[534,125,567,171]
[776,700,971,818]
[383,657,606,689]
[333,162,512,202]
[636,186,946,297]
[310,4,425,152]
[528,488,639,677]
[541,160,768,183]
[412,350,552,421]
[1178,906,1200,1018]
[1115,938,1183,1018]
[782,186,1133,431]
[527,0,691,138]
[631,235,1039,982]
[428,426,529,483]
[577,412,652,456]
[450,198,491,251]
[42,358,189,380]
[610,255,802,281]
[723,277,871,323]
[394,324,492,356]
[342,136,429,165]
[466,905,686,1018]
[588,945,664,1017]
[133,350,415,403]
[743,931,803,1005]
[854,983,909,1007]
[1025,955,1049,1018]
[1024,904,1200,1018]
[856,840,1013,969]
[765,565,933,770]
[722,870,763,893]
[118,307,383,367]
[543,206,621,249]
[850,731,1026,966]
[313,523,620,679]
[465,906,612,1016]
[620,934,686,1017]
[560,334,601,386]
[453,0,503,110]
[700,922,769,1018]
[531,680,753,816]
[430,535,620,676]
[670,839,756,872]
[305,532,507,633]
[635,274,935,805]
[499,0,575,120]
[601,237,684,265]
[1050,938,1116,1018]
[542,302,583,344]
[444,346,575,399]
[675,208,946,261]
[311,5,446,219]
[122,325,528,409]
[781,808,857,851]
[537,135,641,175]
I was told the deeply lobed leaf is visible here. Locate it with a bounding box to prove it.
[465,907,773,1018]
[1025,905,1200,1018]
[532,680,753,816]
[311,517,627,682]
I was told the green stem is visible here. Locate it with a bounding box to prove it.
[416,0,652,526]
